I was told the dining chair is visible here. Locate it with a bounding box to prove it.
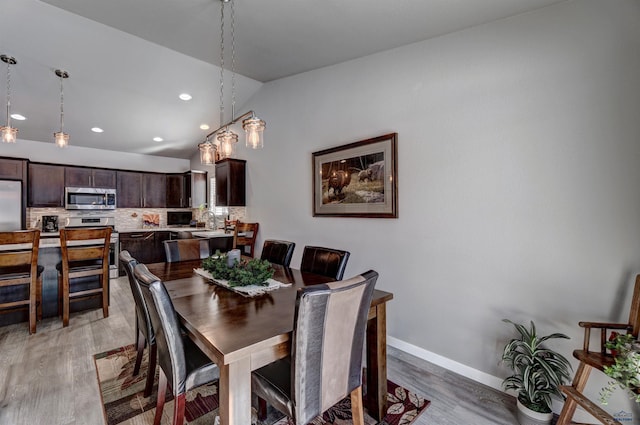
[119,250,156,397]
[163,239,209,262]
[234,222,259,257]
[260,239,295,267]
[134,263,220,425]
[299,245,350,280]
[0,229,42,334]
[57,227,111,327]
[252,270,378,425]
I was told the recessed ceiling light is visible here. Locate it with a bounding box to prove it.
[10,113,26,120]
[179,93,192,101]
[153,137,163,142]
[91,127,104,133]
[200,124,210,130]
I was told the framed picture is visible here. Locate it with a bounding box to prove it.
[312,133,398,218]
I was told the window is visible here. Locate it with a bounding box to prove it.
[209,177,229,216]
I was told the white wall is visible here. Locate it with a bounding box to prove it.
[228,0,640,411]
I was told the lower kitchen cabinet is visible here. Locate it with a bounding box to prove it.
[119,231,170,275]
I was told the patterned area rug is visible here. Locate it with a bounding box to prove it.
[94,345,430,425]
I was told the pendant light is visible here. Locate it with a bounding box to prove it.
[242,114,265,149]
[0,55,18,144]
[53,69,69,148]
[198,136,216,164]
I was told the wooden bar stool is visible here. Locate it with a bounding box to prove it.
[233,222,259,257]
[0,229,42,334]
[57,227,111,327]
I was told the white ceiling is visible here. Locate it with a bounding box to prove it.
[0,0,567,159]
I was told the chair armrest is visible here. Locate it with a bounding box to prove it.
[577,321,632,353]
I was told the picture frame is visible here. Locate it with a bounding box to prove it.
[312,133,398,218]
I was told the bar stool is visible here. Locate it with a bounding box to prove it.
[234,222,259,257]
[57,227,111,327]
[0,229,42,334]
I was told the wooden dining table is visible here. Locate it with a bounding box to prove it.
[145,259,394,425]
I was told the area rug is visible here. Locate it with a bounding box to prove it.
[95,345,430,425]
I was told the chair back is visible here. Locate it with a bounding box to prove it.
[163,239,209,262]
[260,240,295,267]
[291,270,378,424]
[300,245,350,280]
[134,263,188,394]
[0,230,41,284]
[59,227,111,274]
[628,274,640,337]
[119,250,154,344]
[234,222,259,257]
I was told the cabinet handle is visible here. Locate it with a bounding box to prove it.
[129,234,145,238]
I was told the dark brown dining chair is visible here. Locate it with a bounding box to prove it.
[299,245,350,280]
[234,222,259,257]
[119,250,156,397]
[134,263,219,425]
[252,270,378,425]
[163,239,209,262]
[260,239,295,267]
[0,229,42,334]
[57,227,111,327]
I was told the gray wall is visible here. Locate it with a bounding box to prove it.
[221,0,640,411]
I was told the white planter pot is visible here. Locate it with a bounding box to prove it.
[516,400,553,425]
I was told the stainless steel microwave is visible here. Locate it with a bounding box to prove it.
[65,187,116,210]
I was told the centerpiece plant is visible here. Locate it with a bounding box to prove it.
[202,251,274,287]
[501,319,572,425]
[600,332,640,405]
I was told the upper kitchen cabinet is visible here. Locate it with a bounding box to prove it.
[166,171,207,208]
[0,157,27,180]
[215,159,245,206]
[65,166,116,189]
[28,163,65,207]
[117,171,166,208]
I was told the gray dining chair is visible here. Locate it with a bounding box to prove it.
[134,263,219,425]
[163,239,210,262]
[299,245,350,280]
[252,270,378,425]
[260,239,296,267]
[119,250,156,397]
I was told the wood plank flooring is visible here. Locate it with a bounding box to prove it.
[0,276,520,425]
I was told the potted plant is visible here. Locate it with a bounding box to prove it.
[501,319,572,425]
[600,333,640,405]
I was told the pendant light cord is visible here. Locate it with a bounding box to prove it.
[5,60,11,128]
[59,73,65,132]
[219,0,225,127]
[230,0,236,121]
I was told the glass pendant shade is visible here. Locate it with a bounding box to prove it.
[242,116,265,149]
[54,131,69,148]
[216,129,238,159]
[0,126,17,143]
[199,140,216,165]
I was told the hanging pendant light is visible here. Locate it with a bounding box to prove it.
[243,114,265,149]
[199,136,217,164]
[0,55,18,144]
[53,69,69,148]
[217,128,238,159]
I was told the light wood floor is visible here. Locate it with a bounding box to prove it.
[0,276,519,425]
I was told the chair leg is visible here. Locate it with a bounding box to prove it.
[556,362,592,425]
[36,275,43,321]
[257,397,267,421]
[154,368,168,425]
[350,386,365,425]
[29,277,37,334]
[61,274,70,327]
[144,343,157,398]
[133,329,145,376]
[101,275,109,319]
[173,393,186,425]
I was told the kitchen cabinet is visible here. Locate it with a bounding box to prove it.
[117,171,166,208]
[28,163,65,207]
[154,231,171,263]
[215,158,245,207]
[166,171,207,208]
[65,166,116,189]
[118,231,155,275]
[0,157,26,180]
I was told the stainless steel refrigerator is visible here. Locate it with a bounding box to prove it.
[0,180,22,231]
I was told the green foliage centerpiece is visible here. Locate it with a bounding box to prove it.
[202,251,275,287]
[600,333,640,405]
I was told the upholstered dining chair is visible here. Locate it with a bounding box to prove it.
[252,270,378,425]
[0,229,42,334]
[163,239,209,263]
[299,245,350,280]
[57,227,111,327]
[260,239,295,267]
[119,250,156,397]
[234,222,259,257]
[134,263,219,425]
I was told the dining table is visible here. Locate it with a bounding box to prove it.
[145,259,394,425]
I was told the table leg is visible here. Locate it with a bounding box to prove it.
[365,302,387,421]
[218,356,252,425]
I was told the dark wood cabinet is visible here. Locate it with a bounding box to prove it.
[154,231,171,263]
[65,166,116,189]
[118,231,155,275]
[166,171,207,208]
[116,171,142,208]
[166,174,185,208]
[215,159,245,206]
[190,171,207,208]
[0,157,26,180]
[28,163,65,207]
[142,173,166,208]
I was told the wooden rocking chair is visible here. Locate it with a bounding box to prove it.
[557,274,640,425]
